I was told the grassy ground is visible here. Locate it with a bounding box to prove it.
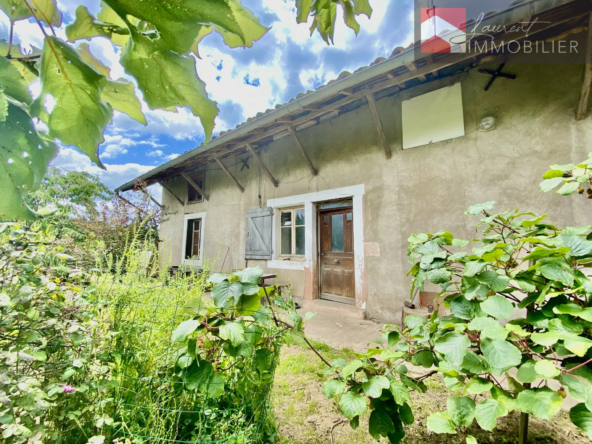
[271,343,590,444]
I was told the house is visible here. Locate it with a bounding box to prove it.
[117,0,592,323]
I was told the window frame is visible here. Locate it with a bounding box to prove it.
[181,212,207,267]
[278,206,305,259]
[186,171,205,204]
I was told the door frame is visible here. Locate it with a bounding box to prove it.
[317,203,355,305]
[266,184,367,309]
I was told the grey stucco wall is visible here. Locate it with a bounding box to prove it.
[159,60,591,323]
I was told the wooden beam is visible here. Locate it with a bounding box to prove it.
[577,13,592,121]
[180,172,209,201]
[160,181,184,206]
[287,125,317,176]
[365,88,391,159]
[115,193,143,212]
[214,157,244,193]
[139,187,163,209]
[246,144,279,187]
[405,62,426,81]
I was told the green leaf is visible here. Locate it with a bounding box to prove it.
[354,0,372,16]
[464,261,488,277]
[480,296,514,320]
[219,322,244,347]
[66,5,129,46]
[554,304,592,322]
[102,79,146,125]
[362,375,389,398]
[505,323,530,338]
[0,88,6,122]
[477,271,510,292]
[322,380,346,399]
[466,436,478,444]
[542,169,564,179]
[570,403,592,439]
[427,412,456,434]
[480,339,521,374]
[184,359,224,397]
[390,380,410,405]
[447,396,475,427]
[466,377,493,395]
[449,296,475,320]
[0,0,61,24]
[368,409,395,440]
[212,280,243,308]
[427,268,452,284]
[516,361,538,384]
[387,331,401,348]
[558,235,592,257]
[540,177,564,192]
[517,388,562,420]
[465,202,495,215]
[468,317,508,340]
[172,319,199,342]
[539,264,574,286]
[563,335,592,357]
[0,100,57,221]
[399,402,414,425]
[475,399,507,431]
[411,350,434,368]
[338,390,366,419]
[233,266,264,284]
[121,30,218,140]
[434,332,471,366]
[342,360,363,379]
[557,181,580,195]
[530,331,560,346]
[0,56,32,104]
[534,360,560,379]
[452,238,469,248]
[38,36,111,167]
[207,3,269,49]
[235,294,261,316]
[342,0,361,34]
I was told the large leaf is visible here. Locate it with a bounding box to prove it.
[517,388,562,420]
[338,390,366,419]
[447,396,475,427]
[434,332,471,366]
[539,264,574,286]
[219,321,244,346]
[467,317,508,340]
[465,201,495,215]
[540,177,564,192]
[475,399,507,431]
[465,377,493,395]
[212,280,243,308]
[558,235,592,257]
[66,5,130,47]
[0,0,61,24]
[570,403,592,439]
[207,1,269,49]
[171,319,199,342]
[102,79,146,125]
[234,266,264,284]
[103,0,268,54]
[184,359,224,397]
[480,296,514,320]
[121,31,218,140]
[390,380,410,405]
[427,412,456,434]
[0,100,57,220]
[0,56,32,104]
[534,360,560,379]
[322,380,346,399]
[368,409,396,440]
[480,339,521,374]
[362,375,389,398]
[235,294,261,316]
[38,36,111,167]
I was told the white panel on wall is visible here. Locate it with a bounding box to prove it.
[402,82,465,150]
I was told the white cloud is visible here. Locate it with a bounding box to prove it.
[147,149,164,157]
[165,153,180,160]
[100,134,167,159]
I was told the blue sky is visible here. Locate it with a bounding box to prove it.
[0,0,414,198]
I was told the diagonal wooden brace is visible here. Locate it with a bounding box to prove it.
[246,144,278,187]
[180,172,208,201]
[287,126,317,176]
[214,157,244,193]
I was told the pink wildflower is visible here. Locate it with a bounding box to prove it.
[62,385,75,393]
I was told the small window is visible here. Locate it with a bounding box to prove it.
[185,218,201,260]
[187,172,205,203]
[279,207,305,257]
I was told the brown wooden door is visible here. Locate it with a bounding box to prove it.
[319,209,355,303]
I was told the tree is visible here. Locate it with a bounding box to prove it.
[0,0,374,221]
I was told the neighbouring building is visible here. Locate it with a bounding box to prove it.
[117,0,592,323]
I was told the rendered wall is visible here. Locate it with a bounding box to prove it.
[159,60,592,323]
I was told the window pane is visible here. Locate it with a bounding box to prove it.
[295,209,305,226]
[281,228,292,255]
[296,227,305,255]
[324,215,329,222]
[281,211,292,226]
[346,212,353,221]
[318,200,352,210]
[331,214,344,252]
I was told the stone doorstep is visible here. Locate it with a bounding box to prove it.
[300,298,366,320]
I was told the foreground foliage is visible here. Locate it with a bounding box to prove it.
[0,0,374,221]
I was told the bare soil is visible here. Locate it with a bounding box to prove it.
[271,344,590,444]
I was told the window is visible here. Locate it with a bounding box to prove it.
[279,207,305,256]
[187,172,205,203]
[182,212,206,266]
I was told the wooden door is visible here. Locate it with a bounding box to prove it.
[319,209,355,303]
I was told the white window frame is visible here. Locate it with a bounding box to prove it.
[181,212,206,267]
[278,206,306,259]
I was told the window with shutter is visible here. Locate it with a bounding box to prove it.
[245,207,273,260]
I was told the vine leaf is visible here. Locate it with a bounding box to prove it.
[447,396,476,428]
[368,409,395,440]
[434,332,470,366]
[0,100,57,221]
[38,36,111,167]
[389,380,410,405]
[480,338,521,374]
[322,380,346,399]
[426,411,456,434]
[570,403,592,439]
[0,88,7,121]
[66,5,129,46]
[517,388,562,420]
[480,296,514,320]
[219,321,245,347]
[0,56,33,104]
[76,43,111,77]
[102,79,146,125]
[474,399,507,431]
[171,319,199,342]
[0,0,61,25]
[361,375,389,398]
[338,391,367,419]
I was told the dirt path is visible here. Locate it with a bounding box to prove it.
[271,344,589,444]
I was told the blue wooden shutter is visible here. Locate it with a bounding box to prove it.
[246,207,273,260]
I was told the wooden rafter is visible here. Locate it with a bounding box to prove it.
[405,62,426,81]
[365,88,391,159]
[139,187,163,209]
[577,13,592,121]
[287,125,317,176]
[180,172,208,201]
[160,181,184,206]
[246,144,278,187]
[116,193,143,212]
[214,157,244,192]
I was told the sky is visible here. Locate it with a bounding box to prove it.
[0,0,414,199]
